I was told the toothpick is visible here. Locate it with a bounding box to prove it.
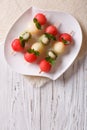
[10,50,17,56]
[39,70,42,74]
[70,31,74,36]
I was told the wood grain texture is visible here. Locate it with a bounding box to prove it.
[0,0,87,130]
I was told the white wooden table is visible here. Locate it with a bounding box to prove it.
[0,0,87,130]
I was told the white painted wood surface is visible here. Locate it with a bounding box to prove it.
[0,0,87,130]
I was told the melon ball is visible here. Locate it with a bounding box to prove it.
[52,41,65,55]
[31,42,45,54]
[27,21,42,35]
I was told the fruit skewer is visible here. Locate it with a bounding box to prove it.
[39,33,73,73]
[11,13,47,53]
[27,13,47,35]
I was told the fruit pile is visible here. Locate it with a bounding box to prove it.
[11,13,73,73]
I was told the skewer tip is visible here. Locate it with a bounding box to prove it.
[70,31,74,36]
[39,70,42,74]
[10,50,17,55]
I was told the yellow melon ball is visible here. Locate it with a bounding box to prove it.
[27,21,42,35]
[31,42,45,54]
[52,41,65,55]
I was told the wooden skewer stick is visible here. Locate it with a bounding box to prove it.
[10,50,17,56]
[70,31,74,36]
[54,22,61,29]
[39,70,42,74]
[39,70,44,74]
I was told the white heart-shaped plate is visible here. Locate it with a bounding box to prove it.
[4,7,82,80]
